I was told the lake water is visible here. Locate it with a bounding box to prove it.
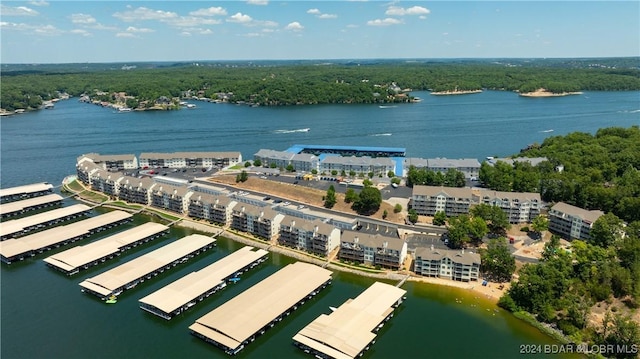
[1,90,638,359]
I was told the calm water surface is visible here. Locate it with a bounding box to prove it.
[2,90,638,359]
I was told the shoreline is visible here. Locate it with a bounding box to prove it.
[430,89,483,96]
[519,89,583,97]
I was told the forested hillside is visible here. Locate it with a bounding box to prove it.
[2,58,639,111]
[480,127,640,223]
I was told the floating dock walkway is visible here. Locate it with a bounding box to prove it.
[43,222,169,275]
[189,262,332,355]
[293,281,407,359]
[79,234,216,300]
[139,246,268,320]
[0,194,64,219]
[0,204,91,240]
[0,182,54,204]
[0,210,132,264]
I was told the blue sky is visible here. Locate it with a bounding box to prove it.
[1,1,638,63]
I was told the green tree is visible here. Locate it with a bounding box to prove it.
[286,164,295,172]
[387,170,395,178]
[382,209,388,219]
[408,209,418,224]
[235,170,248,183]
[481,237,516,282]
[530,215,549,239]
[599,313,640,359]
[344,188,358,203]
[269,162,277,169]
[253,158,262,167]
[331,170,338,176]
[244,161,251,168]
[324,185,337,208]
[394,203,402,213]
[352,186,382,215]
[311,169,318,175]
[590,213,624,247]
[433,211,447,226]
[363,178,373,187]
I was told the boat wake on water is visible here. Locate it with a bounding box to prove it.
[370,133,392,136]
[540,129,554,133]
[274,128,310,134]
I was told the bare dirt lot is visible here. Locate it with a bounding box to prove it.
[208,175,406,223]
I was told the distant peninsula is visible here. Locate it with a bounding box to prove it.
[518,88,583,98]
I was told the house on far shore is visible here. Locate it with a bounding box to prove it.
[414,246,481,282]
[548,202,604,241]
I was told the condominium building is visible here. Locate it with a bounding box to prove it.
[403,157,481,179]
[414,246,481,282]
[254,149,294,169]
[150,184,193,214]
[480,190,541,223]
[139,152,242,169]
[231,204,284,241]
[77,153,138,171]
[76,159,102,185]
[188,193,238,226]
[117,175,156,205]
[90,169,122,197]
[548,202,604,241]
[320,156,395,177]
[339,231,407,270]
[278,216,341,257]
[411,186,475,216]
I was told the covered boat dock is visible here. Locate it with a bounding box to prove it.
[43,222,169,275]
[79,234,216,299]
[139,246,268,320]
[292,281,406,359]
[0,194,64,218]
[0,210,132,264]
[0,182,53,203]
[0,204,91,240]
[189,262,332,355]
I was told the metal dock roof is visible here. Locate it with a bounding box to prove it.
[0,182,53,199]
[139,246,268,315]
[189,262,332,352]
[43,222,168,273]
[0,204,91,239]
[293,281,406,359]
[0,194,64,217]
[0,210,132,261]
[79,234,216,297]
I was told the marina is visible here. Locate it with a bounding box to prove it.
[79,234,216,300]
[139,246,268,320]
[43,222,169,275]
[0,193,64,218]
[0,204,92,240]
[292,281,407,359]
[0,210,132,264]
[0,182,53,203]
[189,262,333,355]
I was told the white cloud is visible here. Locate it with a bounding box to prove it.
[200,28,213,35]
[285,21,304,31]
[0,21,64,35]
[366,18,402,26]
[1,5,39,16]
[318,14,337,19]
[69,29,91,37]
[262,28,274,33]
[125,26,154,33]
[189,7,227,17]
[113,7,178,22]
[180,31,191,36]
[419,15,426,20]
[385,5,430,16]
[307,8,321,15]
[28,1,49,6]
[242,32,263,37]
[167,16,222,27]
[227,12,253,23]
[70,13,96,25]
[346,24,358,28]
[116,32,136,38]
[247,0,268,5]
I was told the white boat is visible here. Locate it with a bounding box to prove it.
[43,103,55,109]
[118,107,132,113]
[186,104,196,109]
